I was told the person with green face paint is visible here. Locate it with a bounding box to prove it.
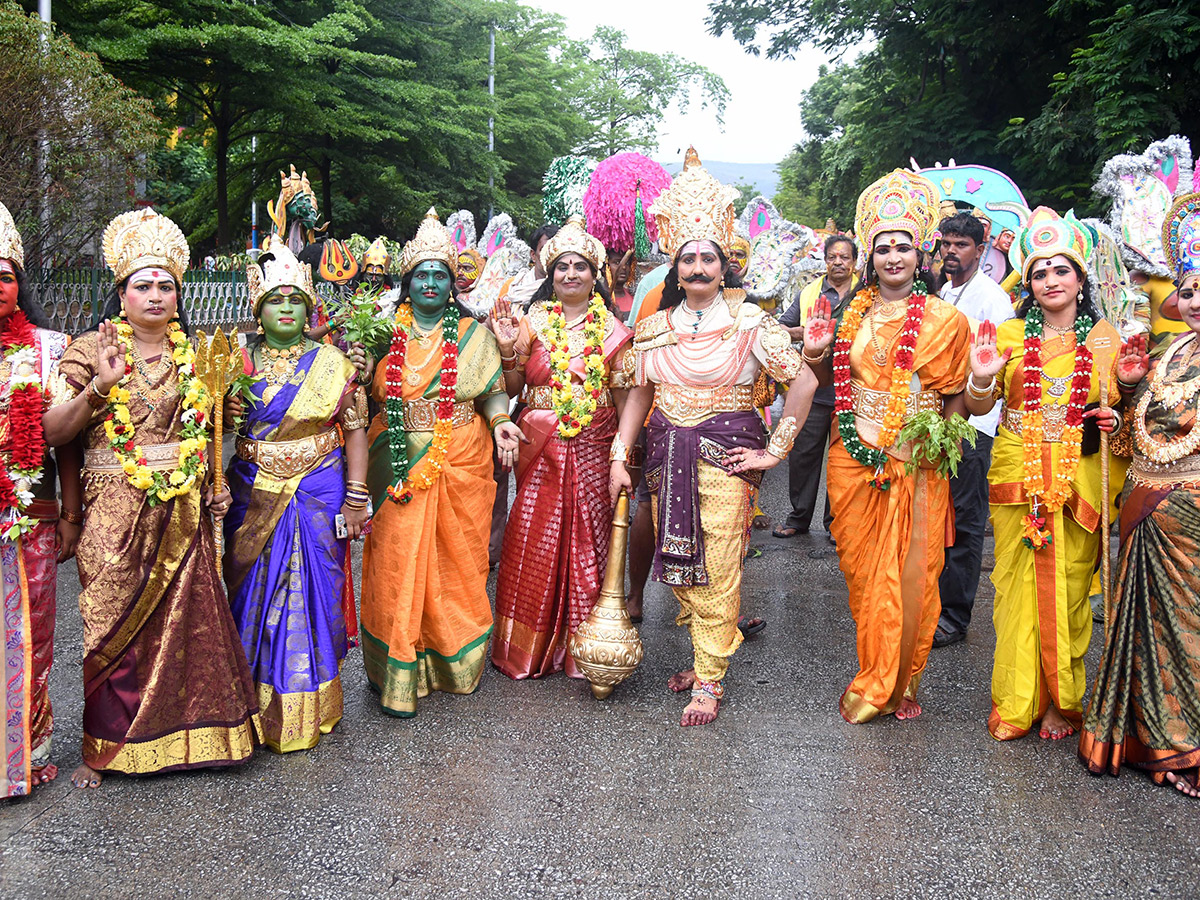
[223,241,373,752]
[360,209,524,717]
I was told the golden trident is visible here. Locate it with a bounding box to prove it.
[193,328,244,577]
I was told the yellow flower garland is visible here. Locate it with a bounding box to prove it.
[104,319,212,505]
[544,292,607,439]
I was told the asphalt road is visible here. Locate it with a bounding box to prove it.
[2,466,1196,899]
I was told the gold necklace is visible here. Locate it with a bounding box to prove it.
[404,337,441,386]
[1135,333,1200,464]
[864,314,901,366]
[257,342,306,403]
[1150,334,1200,408]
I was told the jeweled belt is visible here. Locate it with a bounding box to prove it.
[402,398,476,431]
[654,383,755,427]
[85,441,180,473]
[1001,405,1069,442]
[851,383,943,425]
[1129,452,1200,490]
[523,384,612,410]
[235,430,342,479]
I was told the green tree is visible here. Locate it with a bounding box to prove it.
[573,26,730,159]
[0,2,158,267]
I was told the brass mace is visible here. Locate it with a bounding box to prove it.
[568,489,644,698]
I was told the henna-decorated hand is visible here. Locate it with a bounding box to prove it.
[724,446,781,474]
[490,296,520,356]
[1083,406,1121,433]
[970,319,1012,380]
[803,295,835,353]
[1116,333,1150,386]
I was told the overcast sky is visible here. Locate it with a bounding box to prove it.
[528,0,845,166]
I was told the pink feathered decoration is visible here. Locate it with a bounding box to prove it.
[582,152,672,253]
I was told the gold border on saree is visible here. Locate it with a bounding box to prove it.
[402,398,476,431]
[235,429,342,479]
[85,441,180,473]
[1129,452,1200,490]
[523,384,612,410]
[1001,405,1068,442]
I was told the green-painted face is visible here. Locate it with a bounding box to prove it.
[285,192,318,229]
[408,260,452,321]
[258,288,309,347]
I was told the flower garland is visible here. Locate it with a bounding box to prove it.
[1018,304,1093,549]
[832,283,928,489]
[546,292,607,438]
[0,311,46,539]
[384,302,459,504]
[104,318,211,505]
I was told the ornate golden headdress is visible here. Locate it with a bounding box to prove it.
[276,164,316,209]
[247,239,317,314]
[1008,206,1095,283]
[101,207,189,284]
[362,236,391,274]
[399,208,458,277]
[1163,192,1200,279]
[649,148,740,256]
[539,215,605,272]
[0,200,23,270]
[854,169,942,253]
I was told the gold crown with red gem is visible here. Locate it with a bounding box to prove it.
[247,238,316,313]
[854,169,942,253]
[539,216,605,272]
[400,208,458,277]
[649,147,740,256]
[101,207,189,284]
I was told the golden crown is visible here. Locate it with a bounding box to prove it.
[101,207,189,284]
[400,208,458,277]
[854,169,942,253]
[362,236,391,272]
[649,148,740,257]
[278,164,316,208]
[540,216,605,272]
[0,200,23,270]
[247,239,317,314]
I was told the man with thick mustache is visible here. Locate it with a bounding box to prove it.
[933,212,1014,647]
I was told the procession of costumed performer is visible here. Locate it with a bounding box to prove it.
[358,209,525,717]
[44,208,261,789]
[1095,136,1195,353]
[583,151,673,319]
[967,207,1126,742]
[446,210,483,302]
[359,237,395,289]
[1080,192,1200,797]
[806,169,973,725]
[268,164,328,256]
[0,200,79,795]
[489,217,634,679]
[222,243,372,752]
[609,149,824,727]
[458,214,532,320]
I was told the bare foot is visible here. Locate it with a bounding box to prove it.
[667,669,697,693]
[70,763,102,789]
[681,693,719,726]
[752,513,771,529]
[1165,769,1200,798]
[31,763,58,786]
[895,698,922,720]
[1038,706,1075,740]
[627,594,643,623]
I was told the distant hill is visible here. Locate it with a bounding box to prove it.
[659,159,780,201]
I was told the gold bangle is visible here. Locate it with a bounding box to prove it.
[609,433,629,463]
[345,480,369,491]
[766,416,799,459]
[801,347,829,366]
[60,508,84,525]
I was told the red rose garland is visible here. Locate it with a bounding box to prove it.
[0,310,46,537]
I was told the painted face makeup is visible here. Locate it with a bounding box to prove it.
[0,259,18,318]
[120,267,179,324]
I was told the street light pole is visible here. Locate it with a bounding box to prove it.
[37,0,51,258]
[487,20,495,221]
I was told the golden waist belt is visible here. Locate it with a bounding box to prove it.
[654,383,755,427]
[235,430,342,479]
[1130,452,1200,490]
[523,384,613,410]
[851,383,942,425]
[1001,405,1069,442]
[85,441,180,473]
[403,398,476,431]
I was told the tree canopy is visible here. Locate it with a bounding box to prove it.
[707,0,1200,227]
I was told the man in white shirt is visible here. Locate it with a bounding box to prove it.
[934,212,1015,647]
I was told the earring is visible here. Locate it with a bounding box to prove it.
[256,323,264,335]
[719,278,726,291]
[119,302,127,318]
[1076,290,1083,301]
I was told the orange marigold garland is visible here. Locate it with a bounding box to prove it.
[384,302,460,504]
[0,310,46,539]
[832,283,927,489]
[1018,304,1093,549]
